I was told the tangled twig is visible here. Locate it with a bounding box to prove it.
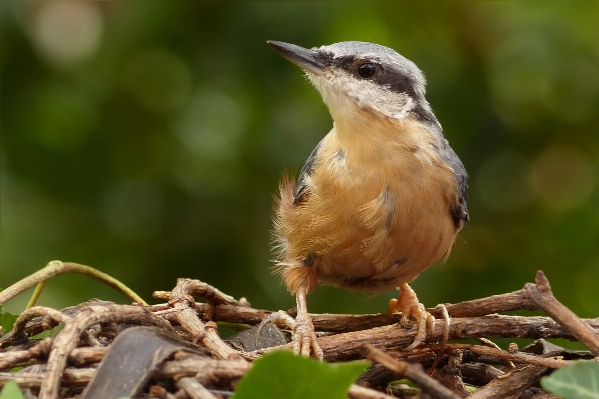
[0,270,597,399]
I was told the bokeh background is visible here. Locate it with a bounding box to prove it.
[2,2,598,347]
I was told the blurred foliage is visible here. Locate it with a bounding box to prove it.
[1,1,598,348]
[541,361,599,399]
[0,381,25,399]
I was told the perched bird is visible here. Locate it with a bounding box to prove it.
[264,40,469,359]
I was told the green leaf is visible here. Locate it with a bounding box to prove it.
[1,306,19,335]
[541,361,599,399]
[0,381,25,399]
[232,351,369,399]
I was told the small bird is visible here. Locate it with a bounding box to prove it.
[264,40,469,359]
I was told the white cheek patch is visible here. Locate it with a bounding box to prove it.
[308,70,414,120]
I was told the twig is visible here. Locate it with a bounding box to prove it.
[0,356,251,390]
[11,306,71,343]
[154,278,251,307]
[366,344,462,399]
[348,384,398,399]
[0,300,116,349]
[39,304,173,399]
[430,289,537,318]
[478,338,515,369]
[460,363,504,385]
[156,357,250,385]
[440,344,570,369]
[467,364,548,399]
[170,302,400,332]
[168,279,244,360]
[177,377,218,399]
[0,261,147,306]
[159,300,599,337]
[429,304,450,374]
[69,346,107,366]
[313,314,599,361]
[432,350,470,398]
[524,270,599,355]
[25,280,47,310]
[0,368,95,387]
[1,270,598,398]
[0,338,53,369]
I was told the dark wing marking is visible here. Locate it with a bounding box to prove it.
[435,136,469,230]
[451,166,469,230]
[413,101,469,229]
[411,102,442,130]
[293,138,324,204]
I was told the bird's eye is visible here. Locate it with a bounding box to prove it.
[357,62,376,78]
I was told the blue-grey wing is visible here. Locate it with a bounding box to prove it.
[437,137,469,229]
[293,138,324,204]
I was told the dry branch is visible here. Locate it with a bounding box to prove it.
[1,270,598,399]
[367,344,462,399]
[524,271,599,355]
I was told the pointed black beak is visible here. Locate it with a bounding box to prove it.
[267,40,326,74]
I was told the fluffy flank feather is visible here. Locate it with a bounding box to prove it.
[271,172,319,294]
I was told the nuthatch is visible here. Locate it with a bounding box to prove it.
[263,40,469,359]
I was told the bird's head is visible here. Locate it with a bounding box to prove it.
[268,40,438,127]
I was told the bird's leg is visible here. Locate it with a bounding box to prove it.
[293,287,322,359]
[256,287,323,359]
[389,282,435,351]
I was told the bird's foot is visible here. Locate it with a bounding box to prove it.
[257,310,323,360]
[389,283,435,351]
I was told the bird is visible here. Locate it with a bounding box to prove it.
[262,40,469,359]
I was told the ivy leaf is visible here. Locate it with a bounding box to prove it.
[1,306,19,336]
[232,351,369,399]
[0,381,25,399]
[541,361,599,399]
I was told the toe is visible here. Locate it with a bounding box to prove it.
[402,304,428,351]
[294,312,322,359]
[393,284,435,351]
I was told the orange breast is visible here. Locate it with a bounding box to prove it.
[273,116,459,295]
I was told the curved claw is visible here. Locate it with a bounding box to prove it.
[256,310,296,347]
[390,283,435,351]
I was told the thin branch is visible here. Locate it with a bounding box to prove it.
[177,377,218,399]
[0,338,53,369]
[168,279,245,360]
[430,289,537,318]
[312,314,598,361]
[11,306,71,343]
[39,304,173,399]
[0,261,147,306]
[154,278,251,308]
[439,344,570,369]
[1,271,598,398]
[366,344,462,399]
[467,364,548,399]
[25,280,47,310]
[348,384,398,399]
[524,270,599,355]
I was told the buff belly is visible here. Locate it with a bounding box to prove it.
[274,125,459,295]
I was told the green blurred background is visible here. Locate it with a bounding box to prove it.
[2,1,598,343]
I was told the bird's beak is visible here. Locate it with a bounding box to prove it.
[267,41,325,75]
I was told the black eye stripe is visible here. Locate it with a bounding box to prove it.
[332,55,418,97]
